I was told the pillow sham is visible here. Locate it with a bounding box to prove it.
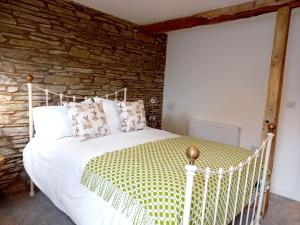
[82,98,93,104]
[33,106,72,141]
[116,100,147,132]
[94,97,121,134]
[65,101,110,141]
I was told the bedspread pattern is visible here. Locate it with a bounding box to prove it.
[81,136,255,225]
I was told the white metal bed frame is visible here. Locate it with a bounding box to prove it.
[26,75,274,225]
[26,75,127,197]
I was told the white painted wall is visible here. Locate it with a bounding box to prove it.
[271,9,300,202]
[162,13,275,149]
[162,9,300,201]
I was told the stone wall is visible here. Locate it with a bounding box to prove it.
[0,0,167,191]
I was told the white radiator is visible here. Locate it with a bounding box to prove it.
[188,119,241,146]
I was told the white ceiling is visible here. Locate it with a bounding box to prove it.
[73,0,248,25]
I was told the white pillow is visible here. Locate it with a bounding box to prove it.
[33,106,72,141]
[82,98,93,104]
[94,97,121,134]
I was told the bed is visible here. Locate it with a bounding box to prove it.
[24,128,177,225]
[23,75,275,225]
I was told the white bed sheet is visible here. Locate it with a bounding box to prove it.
[23,128,177,225]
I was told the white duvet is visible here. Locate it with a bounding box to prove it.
[23,128,177,225]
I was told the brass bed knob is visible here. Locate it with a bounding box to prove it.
[27,74,33,82]
[186,146,200,165]
[267,123,276,133]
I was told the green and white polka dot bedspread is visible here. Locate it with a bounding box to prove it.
[81,136,256,225]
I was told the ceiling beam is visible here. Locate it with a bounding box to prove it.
[140,0,300,34]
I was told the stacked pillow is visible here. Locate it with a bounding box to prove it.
[64,101,110,141]
[94,97,121,134]
[32,97,147,141]
[33,106,73,141]
[116,100,147,132]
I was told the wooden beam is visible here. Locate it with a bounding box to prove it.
[263,5,291,174]
[140,0,299,34]
[262,5,291,216]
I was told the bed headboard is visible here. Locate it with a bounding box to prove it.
[26,74,127,141]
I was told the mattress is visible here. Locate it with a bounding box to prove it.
[23,127,177,225]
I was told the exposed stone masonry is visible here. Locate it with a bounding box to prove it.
[0,0,167,191]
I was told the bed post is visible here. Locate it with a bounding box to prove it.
[255,123,276,225]
[182,146,199,225]
[124,87,127,102]
[27,74,35,197]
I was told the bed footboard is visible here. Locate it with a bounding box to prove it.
[183,124,275,225]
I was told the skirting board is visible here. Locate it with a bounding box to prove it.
[270,186,300,202]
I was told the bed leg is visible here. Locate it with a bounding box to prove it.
[27,75,35,197]
[30,179,35,197]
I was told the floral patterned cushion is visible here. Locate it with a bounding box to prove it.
[116,100,147,132]
[65,101,110,141]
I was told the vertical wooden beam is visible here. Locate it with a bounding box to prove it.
[263,5,291,171]
[262,5,291,216]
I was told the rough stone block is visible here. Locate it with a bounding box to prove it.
[13,11,50,24]
[9,39,43,48]
[76,11,91,20]
[48,4,74,16]
[31,57,61,65]
[44,75,81,85]
[49,49,68,55]
[0,11,17,25]
[15,63,49,71]
[69,47,90,58]
[0,35,7,43]
[0,74,17,85]
[40,27,75,38]
[29,35,61,45]
[0,94,13,102]
[65,67,93,73]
